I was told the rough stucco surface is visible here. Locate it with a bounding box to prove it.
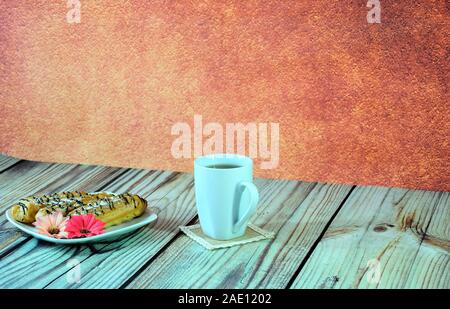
[0,1,448,191]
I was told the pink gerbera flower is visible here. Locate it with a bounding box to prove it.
[33,212,68,238]
[66,214,106,238]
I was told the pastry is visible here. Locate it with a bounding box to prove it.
[34,192,112,220]
[11,191,90,223]
[68,193,147,227]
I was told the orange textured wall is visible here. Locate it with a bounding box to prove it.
[0,1,448,191]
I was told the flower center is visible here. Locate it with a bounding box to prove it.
[80,228,91,234]
[48,226,60,235]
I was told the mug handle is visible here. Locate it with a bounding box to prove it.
[233,181,259,233]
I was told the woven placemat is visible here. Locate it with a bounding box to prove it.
[180,224,275,250]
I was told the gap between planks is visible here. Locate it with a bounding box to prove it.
[285,185,356,288]
[0,159,22,174]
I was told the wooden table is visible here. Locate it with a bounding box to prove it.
[0,154,448,289]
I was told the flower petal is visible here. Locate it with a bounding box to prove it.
[85,214,96,229]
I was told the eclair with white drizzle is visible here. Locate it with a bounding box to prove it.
[68,193,147,227]
[11,191,90,223]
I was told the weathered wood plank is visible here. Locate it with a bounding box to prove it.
[126,182,352,288]
[0,169,183,288]
[290,186,449,289]
[404,192,450,288]
[0,154,20,173]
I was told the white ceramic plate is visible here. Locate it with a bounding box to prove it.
[6,203,157,245]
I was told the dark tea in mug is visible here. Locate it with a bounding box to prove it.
[206,164,242,169]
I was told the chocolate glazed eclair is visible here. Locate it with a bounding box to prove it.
[68,193,148,227]
[11,192,147,226]
[11,191,90,223]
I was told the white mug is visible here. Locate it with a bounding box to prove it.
[194,154,259,240]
